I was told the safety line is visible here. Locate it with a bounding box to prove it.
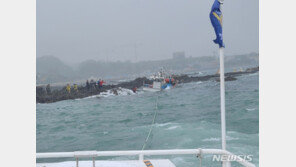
[141,95,159,150]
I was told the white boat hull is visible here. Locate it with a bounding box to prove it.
[142,87,161,92]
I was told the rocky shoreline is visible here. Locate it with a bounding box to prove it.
[36,66,258,103]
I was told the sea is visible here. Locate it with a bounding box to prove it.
[37,72,259,167]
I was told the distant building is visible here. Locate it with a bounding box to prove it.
[172,51,186,59]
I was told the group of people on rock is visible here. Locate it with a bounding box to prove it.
[66,83,79,93]
[64,79,105,94]
[85,79,105,91]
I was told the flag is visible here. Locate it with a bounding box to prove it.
[210,0,225,48]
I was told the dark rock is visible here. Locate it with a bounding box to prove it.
[36,66,259,103]
[216,76,237,82]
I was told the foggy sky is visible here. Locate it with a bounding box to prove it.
[37,0,258,63]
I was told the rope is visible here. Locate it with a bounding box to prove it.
[141,95,159,150]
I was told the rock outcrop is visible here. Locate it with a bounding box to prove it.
[36,66,258,103]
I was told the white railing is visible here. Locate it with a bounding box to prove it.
[36,149,256,167]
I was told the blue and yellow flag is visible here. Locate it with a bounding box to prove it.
[210,0,225,48]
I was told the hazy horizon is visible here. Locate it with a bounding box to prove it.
[37,51,258,65]
[37,0,258,64]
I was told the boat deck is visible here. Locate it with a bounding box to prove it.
[37,159,176,167]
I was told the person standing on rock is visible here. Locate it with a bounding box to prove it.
[98,79,101,88]
[90,79,96,90]
[66,84,71,93]
[99,79,105,89]
[86,80,90,90]
[46,84,51,95]
[74,84,78,92]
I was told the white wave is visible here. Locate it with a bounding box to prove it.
[155,122,176,127]
[202,136,239,142]
[227,131,236,134]
[82,88,136,99]
[246,72,259,77]
[115,88,135,96]
[246,108,256,111]
[202,137,220,142]
[166,125,180,130]
[98,90,115,98]
[82,95,100,99]
[226,136,239,141]
[196,81,203,85]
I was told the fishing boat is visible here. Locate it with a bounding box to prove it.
[142,68,176,92]
[142,81,163,92]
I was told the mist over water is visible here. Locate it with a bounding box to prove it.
[37,0,258,63]
[37,72,259,166]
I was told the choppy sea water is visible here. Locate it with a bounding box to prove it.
[37,72,259,166]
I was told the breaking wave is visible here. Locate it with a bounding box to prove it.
[81,88,136,99]
[98,88,135,97]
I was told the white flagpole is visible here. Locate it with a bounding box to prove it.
[220,47,231,167]
[219,47,226,151]
[218,1,230,167]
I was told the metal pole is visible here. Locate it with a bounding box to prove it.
[218,0,227,152]
[219,47,229,167]
[92,157,95,167]
[218,1,230,167]
[76,157,79,167]
[219,47,226,151]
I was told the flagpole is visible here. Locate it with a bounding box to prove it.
[219,47,226,152]
[218,1,230,167]
[220,47,231,167]
[219,29,231,167]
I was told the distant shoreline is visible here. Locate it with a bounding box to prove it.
[36,66,259,104]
